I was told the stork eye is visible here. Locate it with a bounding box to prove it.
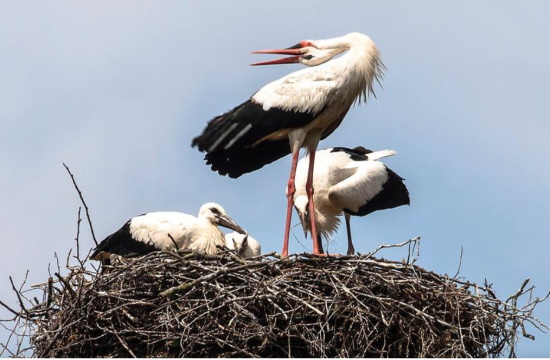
[210,207,220,215]
[303,55,314,60]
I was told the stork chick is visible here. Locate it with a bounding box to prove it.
[224,232,262,258]
[90,202,246,264]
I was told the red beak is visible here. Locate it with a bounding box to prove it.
[251,48,303,66]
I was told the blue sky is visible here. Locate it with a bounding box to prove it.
[1,1,549,356]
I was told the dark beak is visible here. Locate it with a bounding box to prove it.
[217,215,247,235]
[299,211,309,238]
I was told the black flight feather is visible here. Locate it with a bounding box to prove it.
[192,99,320,178]
[91,218,159,259]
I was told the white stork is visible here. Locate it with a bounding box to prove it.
[192,32,385,257]
[90,202,246,264]
[224,232,262,258]
[293,146,410,255]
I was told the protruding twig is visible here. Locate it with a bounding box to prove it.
[167,233,179,251]
[368,236,421,259]
[63,163,98,246]
[9,276,29,318]
[73,207,85,267]
[454,246,464,279]
[0,300,20,318]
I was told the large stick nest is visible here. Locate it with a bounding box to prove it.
[5,243,546,358]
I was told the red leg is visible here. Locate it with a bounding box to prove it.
[344,213,355,256]
[306,149,323,254]
[282,149,301,257]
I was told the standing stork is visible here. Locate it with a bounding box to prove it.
[192,33,385,257]
[293,146,410,255]
[90,202,246,264]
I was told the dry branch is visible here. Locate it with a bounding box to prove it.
[1,246,548,358]
[62,163,98,246]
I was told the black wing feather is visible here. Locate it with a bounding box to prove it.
[205,139,290,178]
[345,167,410,216]
[330,146,374,161]
[192,99,319,177]
[90,219,159,259]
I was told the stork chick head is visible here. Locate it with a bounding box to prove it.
[226,233,249,256]
[199,202,247,235]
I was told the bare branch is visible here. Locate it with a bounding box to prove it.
[63,163,98,246]
[454,245,464,279]
[0,300,20,318]
[367,235,421,259]
[1,240,547,357]
[9,277,29,318]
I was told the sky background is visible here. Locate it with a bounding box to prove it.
[1,1,549,356]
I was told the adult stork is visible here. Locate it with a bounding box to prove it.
[192,32,385,257]
[90,202,246,264]
[293,146,410,255]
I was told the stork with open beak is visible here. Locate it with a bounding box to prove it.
[192,33,385,257]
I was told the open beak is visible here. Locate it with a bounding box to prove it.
[251,48,303,66]
[218,215,247,235]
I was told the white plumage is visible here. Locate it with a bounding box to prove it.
[91,202,246,263]
[251,33,383,115]
[224,232,262,258]
[293,147,410,255]
[193,33,385,257]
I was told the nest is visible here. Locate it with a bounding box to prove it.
[2,240,547,358]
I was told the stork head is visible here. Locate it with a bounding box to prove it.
[251,38,348,67]
[293,196,311,238]
[225,232,249,256]
[199,202,247,235]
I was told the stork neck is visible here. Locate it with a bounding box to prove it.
[190,220,226,254]
[324,39,383,104]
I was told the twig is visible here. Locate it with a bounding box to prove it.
[160,261,267,297]
[37,308,75,357]
[0,300,20,318]
[112,327,137,358]
[9,276,29,318]
[368,236,421,258]
[454,245,464,279]
[507,278,530,304]
[167,233,179,251]
[63,163,98,246]
[54,272,76,299]
[73,207,86,267]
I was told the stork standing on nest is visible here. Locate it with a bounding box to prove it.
[293,146,410,255]
[90,202,246,264]
[192,32,385,257]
